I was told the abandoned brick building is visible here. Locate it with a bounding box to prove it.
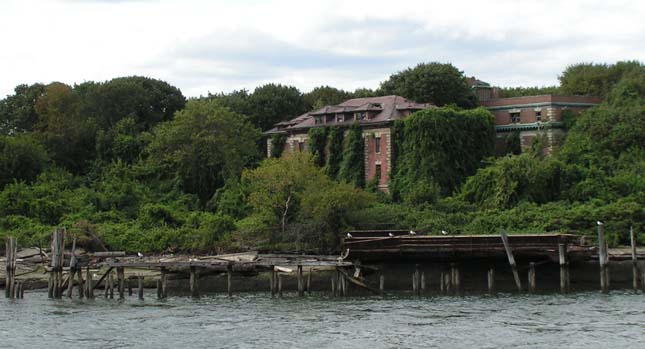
[264,80,601,191]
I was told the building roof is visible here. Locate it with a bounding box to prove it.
[265,95,434,135]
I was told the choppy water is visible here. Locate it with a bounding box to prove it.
[2,290,644,349]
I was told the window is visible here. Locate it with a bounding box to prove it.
[355,112,366,120]
[535,110,542,121]
[314,116,322,124]
[337,114,345,123]
[374,164,382,183]
[326,114,335,123]
[375,136,381,153]
[298,142,304,152]
[510,112,520,123]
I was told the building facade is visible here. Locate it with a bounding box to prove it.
[265,87,600,190]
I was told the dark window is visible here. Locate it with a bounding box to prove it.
[375,137,381,153]
[355,112,366,120]
[375,164,382,183]
[314,116,322,124]
[535,111,542,121]
[510,112,520,123]
[298,142,304,152]
[337,114,345,123]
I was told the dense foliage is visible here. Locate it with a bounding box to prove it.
[390,107,495,204]
[380,62,477,108]
[0,60,642,253]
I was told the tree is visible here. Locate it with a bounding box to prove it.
[33,82,97,173]
[247,84,308,131]
[380,62,477,107]
[559,61,643,97]
[304,86,353,110]
[0,83,46,135]
[307,127,328,167]
[0,134,49,188]
[339,123,365,188]
[146,99,260,205]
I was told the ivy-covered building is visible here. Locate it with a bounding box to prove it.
[265,90,601,190]
[264,95,434,191]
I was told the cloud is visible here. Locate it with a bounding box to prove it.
[0,0,644,98]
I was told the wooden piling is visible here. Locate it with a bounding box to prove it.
[379,274,385,295]
[190,266,199,298]
[5,237,18,299]
[444,272,451,294]
[297,265,304,297]
[86,266,93,299]
[278,273,283,298]
[630,226,638,293]
[528,262,536,293]
[420,272,426,295]
[307,270,312,295]
[105,272,110,298]
[558,244,569,293]
[598,223,609,294]
[440,272,444,293]
[500,229,522,292]
[270,265,276,297]
[412,267,418,295]
[160,268,167,298]
[117,267,125,299]
[331,270,337,296]
[227,263,233,297]
[50,228,65,299]
[128,279,133,297]
[138,276,144,300]
[108,271,114,299]
[487,268,495,295]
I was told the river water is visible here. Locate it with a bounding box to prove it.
[2,290,644,348]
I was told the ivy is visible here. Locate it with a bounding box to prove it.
[325,127,344,180]
[504,132,521,155]
[390,107,495,204]
[307,127,328,167]
[339,123,365,188]
[270,134,286,158]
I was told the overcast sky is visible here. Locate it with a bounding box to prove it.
[1,0,643,98]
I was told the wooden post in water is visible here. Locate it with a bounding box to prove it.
[49,228,65,299]
[156,279,162,299]
[128,279,133,297]
[558,244,569,293]
[528,262,536,293]
[379,274,385,295]
[412,265,418,295]
[487,268,495,295]
[160,267,167,298]
[630,226,638,293]
[278,273,283,298]
[440,272,444,294]
[444,272,451,294]
[105,272,110,298]
[5,237,17,299]
[598,222,609,294]
[117,267,125,299]
[227,263,233,297]
[420,272,426,295]
[108,271,115,299]
[307,269,312,295]
[500,229,522,292]
[84,266,91,299]
[138,276,144,300]
[454,266,461,295]
[66,238,77,298]
[331,270,337,297]
[270,265,276,297]
[190,266,199,298]
[297,265,304,297]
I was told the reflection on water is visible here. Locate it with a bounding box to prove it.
[1,290,645,348]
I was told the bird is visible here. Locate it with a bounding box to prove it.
[441,230,448,235]
[346,232,353,238]
[137,252,144,258]
[388,232,394,237]
[597,221,603,226]
[409,230,416,236]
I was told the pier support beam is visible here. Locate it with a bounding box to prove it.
[160,268,168,298]
[379,274,385,295]
[528,262,536,293]
[270,265,276,297]
[559,244,569,293]
[500,229,522,292]
[487,268,495,295]
[86,266,93,299]
[190,266,199,298]
[630,226,639,293]
[117,267,125,299]
[297,265,304,297]
[227,263,233,297]
[138,276,144,300]
[598,223,609,294]
[278,273,283,298]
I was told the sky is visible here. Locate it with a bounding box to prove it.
[1,0,643,98]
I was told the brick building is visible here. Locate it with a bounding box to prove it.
[264,95,433,191]
[479,94,601,155]
[265,84,601,190]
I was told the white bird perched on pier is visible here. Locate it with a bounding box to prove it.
[388,232,394,237]
[597,221,603,226]
[137,252,143,258]
[409,230,416,235]
[441,230,449,235]
[346,232,353,238]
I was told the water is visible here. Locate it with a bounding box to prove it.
[2,291,644,349]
